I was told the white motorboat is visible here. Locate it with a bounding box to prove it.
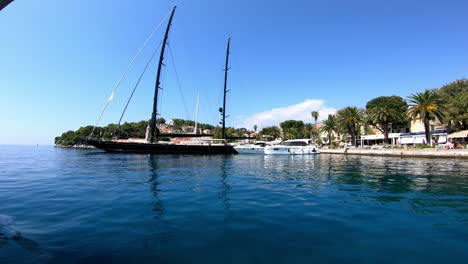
[234,141,271,154]
[264,139,320,155]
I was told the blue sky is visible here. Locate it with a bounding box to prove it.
[1,0,467,145]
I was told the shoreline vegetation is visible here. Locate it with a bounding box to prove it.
[54,118,251,147]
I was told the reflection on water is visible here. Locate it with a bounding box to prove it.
[263,154,318,173]
[219,158,231,217]
[246,154,468,216]
[148,156,165,221]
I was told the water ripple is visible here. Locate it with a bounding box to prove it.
[0,146,467,263]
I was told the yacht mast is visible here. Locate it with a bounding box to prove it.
[221,38,230,140]
[149,6,176,144]
[194,91,200,134]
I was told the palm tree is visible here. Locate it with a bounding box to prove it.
[407,90,445,144]
[367,105,407,144]
[285,131,294,140]
[253,124,257,133]
[320,114,338,146]
[337,106,363,146]
[310,111,320,142]
[304,123,315,139]
[311,111,319,126]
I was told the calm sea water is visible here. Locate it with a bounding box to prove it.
[1,145,467,264]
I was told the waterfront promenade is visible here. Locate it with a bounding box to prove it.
[321,147,468,159]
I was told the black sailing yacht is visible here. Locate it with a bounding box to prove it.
[86,6,237,154]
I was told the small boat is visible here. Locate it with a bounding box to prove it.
[264,139,320,155]
[86,6,237,154]
[234,141,273,154]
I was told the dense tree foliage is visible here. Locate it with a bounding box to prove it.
[55,131,81,146]
[280,120,305,139]
[157,117,166,124]
[259,126,281,139]
[212,126,251,139]
[366,95,407,110]
[365,96,409,143]
[434,79,468,131]
[55,125,110,146]
[117,120,149,138]
[56,118,218,146]
[170,118,214,131]
[303,123,317,139]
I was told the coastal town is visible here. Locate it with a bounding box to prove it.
[55,79,468,158]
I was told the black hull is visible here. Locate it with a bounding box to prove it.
[86,139,237,155]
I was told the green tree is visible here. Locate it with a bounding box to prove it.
[407,90,445,144]
[75,125,95,138]
[55,130,78,146]
[226,127,235,138]
[259,126,281,139]
[157,117,166,124]
[337,106,363,146]
[303,123,315,138]
[172,118,195,129]
[253,124,257,132]
[213,127,223,139]
[366,96,408,143]
[320,114,338,146]
[280,120,305,139]
[434,79,468,130]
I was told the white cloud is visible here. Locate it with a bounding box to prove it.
[235,99,336,130]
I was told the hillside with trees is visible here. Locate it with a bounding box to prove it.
[55,118,250,147]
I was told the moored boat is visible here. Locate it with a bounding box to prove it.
[86,138,235,154]
[234,141,273,154]
[86,6,237,155]
[264,139,320,155]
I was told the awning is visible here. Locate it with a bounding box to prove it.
[448,130,468,139]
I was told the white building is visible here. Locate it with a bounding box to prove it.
[399,130,448,145]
